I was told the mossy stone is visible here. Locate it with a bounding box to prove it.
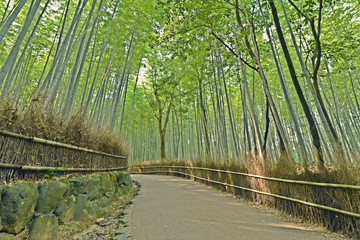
[36,180,70,214]
[86,200,99,215]
[109,172,118,181]
[74,194,88,220]
[116,172,132,186]
[116,172,126,185]
[100,174,115,195]
[109,173,119,191]
[98,196,112,208]
[0,182,38,234]
[54,195,76,223]
[86,176,102,200]
[116,187,124,196]
[122,186,129,196]
[29,213,58,240]
[0,232,17,240]
[69,177,89,196]
[124,173,132,186]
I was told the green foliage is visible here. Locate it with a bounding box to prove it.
[0,0,359,170]
[43,169,60,178]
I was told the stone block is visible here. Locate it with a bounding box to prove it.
[86,200,100,215]
[54,195,76,223]
[0,182,38,234]
[29,213,58,240]
[74,194,88,220]
[69,177,88,196]
[0,232,17,240]
[86,176,102,201]
[36,180,70,214]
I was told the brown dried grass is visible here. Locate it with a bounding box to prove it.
[0,100,128,156]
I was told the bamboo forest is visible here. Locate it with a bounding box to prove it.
[0,0,360,240]
[2,0,358,168]
[0,0,360,238]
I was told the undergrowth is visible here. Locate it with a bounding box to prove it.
[0,99,128,156]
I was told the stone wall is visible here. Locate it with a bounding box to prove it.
[0,172,132,240]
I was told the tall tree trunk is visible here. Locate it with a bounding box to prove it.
[196,64,212,156]
[125,49,144,140]
[268,0,325,170]
[287,0,343,159]
[236,0,292,161]
[0,0,27,44]
[157,97,173,160]
[0,0,41,95]
[159,129,166,160]
[230,15,264,161]
[258,0,308,164]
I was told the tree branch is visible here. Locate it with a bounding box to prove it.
[207,26,258,71]
[288,0,323,81]
[158,22,257,71]
[222,0,246,17]
[317,0,323,36]
[312,0,323,80]
[234,0,259,70]
[287,0,311,22]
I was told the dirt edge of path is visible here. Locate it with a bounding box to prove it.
[57,181,141,240]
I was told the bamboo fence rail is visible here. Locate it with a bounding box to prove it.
[133,165,360,190]
[0,130,128,184]
[0,130,127,159]
[0,163,128,172]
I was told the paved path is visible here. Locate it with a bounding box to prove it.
[130,175,342,240]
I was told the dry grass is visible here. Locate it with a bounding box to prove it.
[0,100,128,156]
[265,161,360,239]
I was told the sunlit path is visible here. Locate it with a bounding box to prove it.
[130,175,340,240]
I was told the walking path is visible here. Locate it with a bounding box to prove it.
[130,175,346,240]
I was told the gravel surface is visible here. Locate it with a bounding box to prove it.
[58,184,139,240]
[71,205,132,240]
[130,175,349,240]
